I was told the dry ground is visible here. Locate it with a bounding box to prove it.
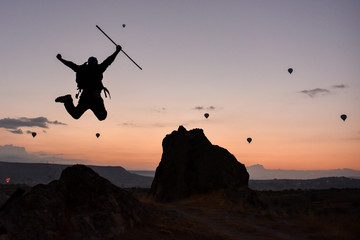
[1,185,360,240]
[124,188,360,240]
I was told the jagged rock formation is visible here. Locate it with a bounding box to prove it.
[150,126,249,202]
[0,165,146,240]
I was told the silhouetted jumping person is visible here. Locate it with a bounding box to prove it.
[55,45,121,121]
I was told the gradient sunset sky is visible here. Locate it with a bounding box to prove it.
[1,1,359,170]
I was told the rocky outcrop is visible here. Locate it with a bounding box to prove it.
[0,165,146,240]
[150,126,249,202]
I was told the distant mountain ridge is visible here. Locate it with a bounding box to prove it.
[0,161,152,188]
[131,164,360,180]
[2,161,360,189]
[249,177,360,191]
[247,164,360,180]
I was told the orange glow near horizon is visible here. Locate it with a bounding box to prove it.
[1,110,360,171]
[3,121,356,171]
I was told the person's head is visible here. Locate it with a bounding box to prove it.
[88,56,98,65]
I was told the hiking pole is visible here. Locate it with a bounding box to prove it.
[96,25,142,70]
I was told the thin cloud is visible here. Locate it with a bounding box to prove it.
[332,84,347,89]
[121,122,168,128]
[26,130,35,135]
[0,144,90,165]
[299,88,330,98]
[51,120,67,125]
[194,106,217,111]
[150,107,167,113]
[8,129,23,134]
[122,122,135,127]
[0,117,66,130]
[34,152,65,158]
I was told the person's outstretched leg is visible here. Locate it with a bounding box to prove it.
[55,94,72,103]
[90,97,107,121]
[55,94,87,119]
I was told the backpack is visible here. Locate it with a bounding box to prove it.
[75,63,110,99]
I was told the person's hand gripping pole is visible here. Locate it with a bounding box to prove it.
[96,25,142,70]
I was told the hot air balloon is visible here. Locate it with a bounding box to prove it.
[96,133,100,138]
[6,178,10,183]
[340,114,347,121]
[247,137,252,144]
[288,68,293,74]
[122,24,126,28]
[31,132,37,138]
[204,113,209,119]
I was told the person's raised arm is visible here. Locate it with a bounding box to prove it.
[56,54,78,72]
[100,45,122,71]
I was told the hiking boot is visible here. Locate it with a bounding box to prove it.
[55,94,72,103]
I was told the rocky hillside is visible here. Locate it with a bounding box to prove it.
[0,165,147,240]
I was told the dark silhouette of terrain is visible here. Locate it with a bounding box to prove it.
[247,164,360,180]
[131,165,360,180]
[1,127,359,239]
[2,181,360,240]
[0,161,152,187]
[250,177,360,191]
[0,165,146,240]
[150,126,249,202]
[2,161,359,191]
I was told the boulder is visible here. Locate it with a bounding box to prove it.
[0,165,146,240]
[150,126,249,202]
